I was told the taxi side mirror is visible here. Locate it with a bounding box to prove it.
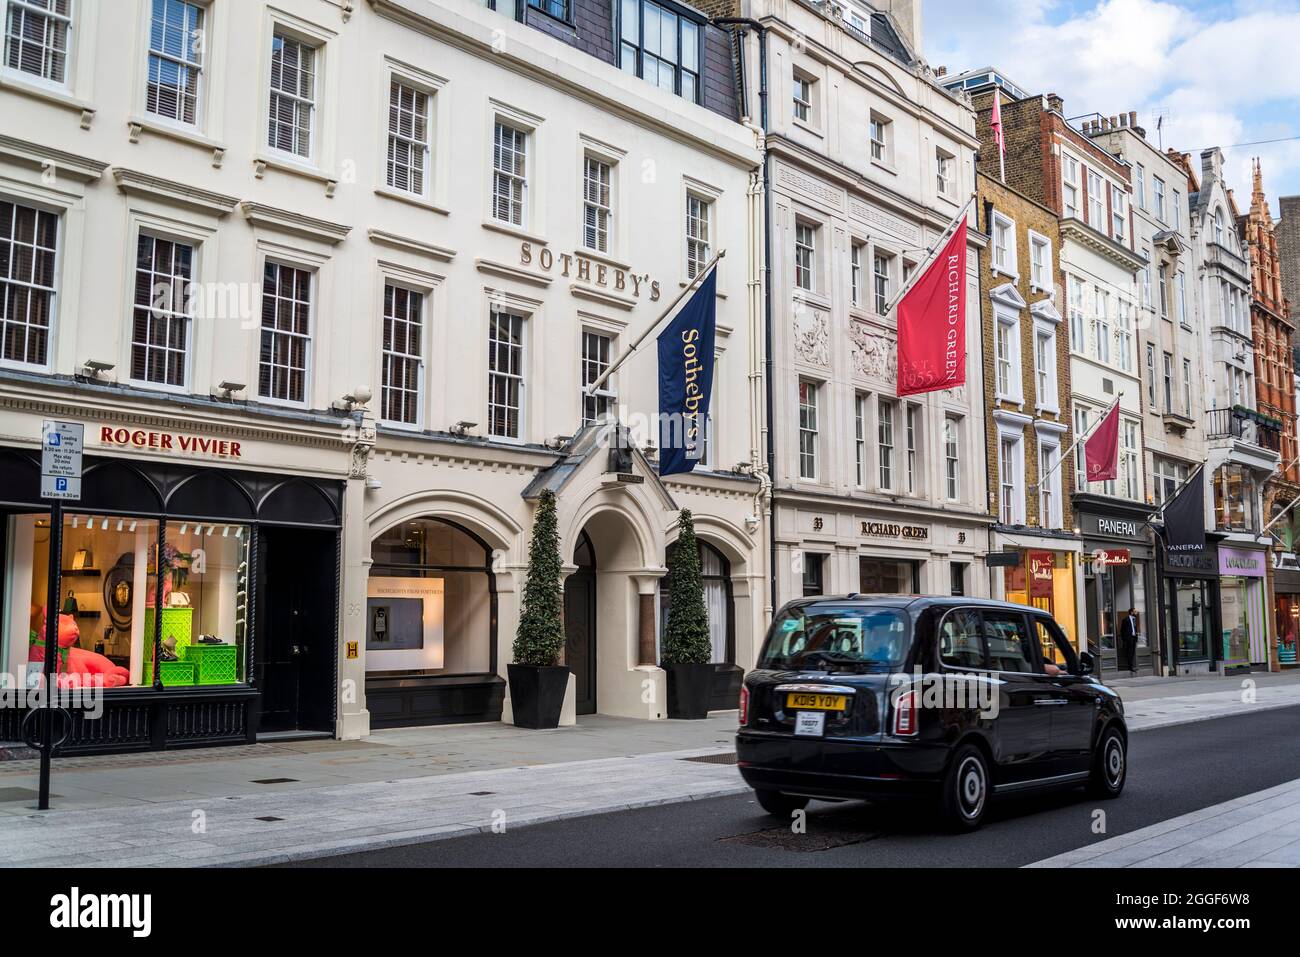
[1078,651,1095,676]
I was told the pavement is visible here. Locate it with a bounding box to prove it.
[1,670,1298,867]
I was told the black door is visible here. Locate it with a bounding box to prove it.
[1035,616,1097,773]
[564,532,596,715]
[257,526,338,732]
[982,610,1055,784]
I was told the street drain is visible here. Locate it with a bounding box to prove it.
[255,816,285,822]
[681,752,738,765]
[250,778,299,784]
[468,791,495,796]
[719,824,882,852]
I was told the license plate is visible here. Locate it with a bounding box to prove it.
[794,711,826,737]
[787,693,847,711]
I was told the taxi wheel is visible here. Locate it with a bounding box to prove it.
[1087,726,1127,799]
[940,744,989,832]
[753,789,809,818]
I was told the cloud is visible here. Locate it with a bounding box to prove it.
[924,0,1300,199]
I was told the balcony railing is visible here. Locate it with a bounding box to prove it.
[1206,407,1283,452]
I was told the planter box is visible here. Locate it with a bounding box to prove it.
[507,664,569,730]
[664,662,714,719]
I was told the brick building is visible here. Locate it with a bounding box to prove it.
[950,70,1156,675]
[1239,161,1298,668]
[976,171,1083,654]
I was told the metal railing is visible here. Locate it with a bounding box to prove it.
[1206,407,1283,451]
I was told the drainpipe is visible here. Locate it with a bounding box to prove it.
[714,17,776,615]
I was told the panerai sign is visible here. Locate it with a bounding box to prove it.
[520,243,662,301]
[1097,518,1139,537]
[99,426,243,459]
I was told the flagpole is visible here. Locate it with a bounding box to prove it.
[585,249,725,396]
[1031,394,1122,492]
[880,194,976,318]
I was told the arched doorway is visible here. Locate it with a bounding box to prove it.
[564,531,597,715]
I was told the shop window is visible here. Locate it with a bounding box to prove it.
[1277,594,1298,666]
[367,519,495,675]
[1214,464,1257,531]
[1170,578,1212,662]
[801,552,824,597]
[859,556,916,594]
[660,539,732,664]
[1005,550,1077,650]
[4,512,248,689]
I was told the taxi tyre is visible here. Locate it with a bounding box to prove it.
[754,788,810,818]
[1086,725,1127,799]
[939,743,989,832]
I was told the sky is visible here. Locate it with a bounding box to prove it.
[922,0,1300,211]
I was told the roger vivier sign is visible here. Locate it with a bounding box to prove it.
[860,521,929,541]
[520,243,662,301]
[98,426,243,459]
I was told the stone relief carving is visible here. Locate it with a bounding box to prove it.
[850,322,896,381]
[793,304,830,367]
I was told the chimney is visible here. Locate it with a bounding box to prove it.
[1129,111,1138,128]
[1047,94,1065,114]
[936,66,947,77]
[1110,115,1119,129]
[1120,113,1129,128]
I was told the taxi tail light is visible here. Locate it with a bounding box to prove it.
[893,689,919,737]
[739,685,749,726]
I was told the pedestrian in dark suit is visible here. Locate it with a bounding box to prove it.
[1118,608,1140,675]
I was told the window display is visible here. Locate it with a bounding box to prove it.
[1003,550,1078,658]
[1171,578,1212,662]
[859,557,917,594]
[1278,595,1299,666]
[368,519,493,675]
[1219,577,1252,669]
[1,513,248,689]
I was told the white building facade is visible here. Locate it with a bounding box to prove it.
[733,0,990,605]
[0,0,765,749]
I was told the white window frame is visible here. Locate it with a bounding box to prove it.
[1121,417,1141,501]
[1146,342,1157,407]
[487,303,528,442]
[995,423,1026,526]
[1033,319,1059,414]
[1153,176,1166,222]
[794,221,816,292]
[872,248,892,316]
[1134,162,1146,210]
[1110,182,1125,240]
[935,147,955,199]
[1093,287,1111,364]
[1182,357,1192,415]
[869,112,890,165]
[1175,271,1187,326]
[143,0,206,129]
[994,304,1022,404]
[1035,423,1066,530]
[491,117,530,228]
[1028,230,1051,293]
[943,415,961,501]
[991,211,1017,280]
[581,327,617,427]
[792,68,813,125]
[386,76,432,197]
[257,258,315,408]
[379,280,428,428]
[581,153,614,254]
[798,378,819,480]
[3,0,73,89]
[0,194,61,373]
[685,191,712,280]
[1062,155,1079,218]
[1087,170,1104,230]
[265,28,319,162]
[1115,299,1133,372]
[850,240,864,308]
[905,403,919,495]
[877,396,896,490]
[1067,275,1084,353]
[129,230,197,392]
[854,391,867,488]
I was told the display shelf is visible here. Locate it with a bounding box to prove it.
[61,569,102,577]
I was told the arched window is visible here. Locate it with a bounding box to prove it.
[368,518,496,676]
[1214,207,1225,246]
[660,539,733,664]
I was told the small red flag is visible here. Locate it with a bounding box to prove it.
[1084,404,1120,483]
[897,220,968,396]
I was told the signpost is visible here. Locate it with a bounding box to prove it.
[35,420,82,810]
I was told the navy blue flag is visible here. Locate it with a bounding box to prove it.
[1162,466,1206,551]
[657,268,717,476]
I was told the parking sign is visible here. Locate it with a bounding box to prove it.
[41,420,84,501]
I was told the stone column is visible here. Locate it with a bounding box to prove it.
[337,411,375,740]
[638,591,656,666]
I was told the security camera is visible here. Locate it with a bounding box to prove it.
[214,380,247,398]
[332,386,374,411]
[82,359,115,377]
[450,421,478,437]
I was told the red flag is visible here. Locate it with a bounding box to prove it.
[1084,403,1120,483]
[897,219,967,396]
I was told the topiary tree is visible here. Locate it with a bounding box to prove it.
[513,488,565,667]
[661,509,712,665]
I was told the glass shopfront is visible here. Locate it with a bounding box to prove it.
[1002,549,1079,659]
[1160,544,1219,671]
[0,445,344,753]
[1076,498,1158,676]
[6,512,249,689]
[859,556,919,594]
[1218,546,1268,669]
[1277,593,1299,666]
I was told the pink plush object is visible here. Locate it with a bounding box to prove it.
[28,610,131,689]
